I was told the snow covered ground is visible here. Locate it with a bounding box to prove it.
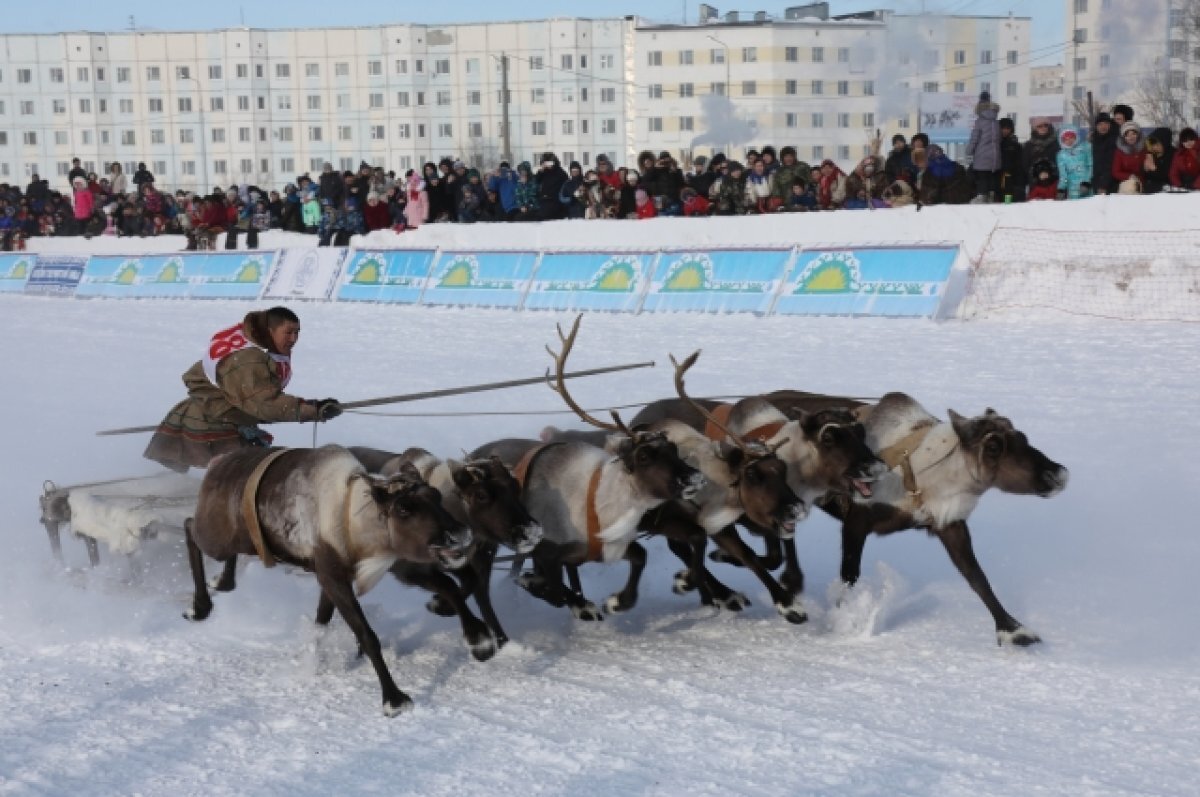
[1,298,1198,796]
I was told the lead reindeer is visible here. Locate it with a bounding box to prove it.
[184,445,472,716]
[823,392,1069,645]
[474,315,705,619]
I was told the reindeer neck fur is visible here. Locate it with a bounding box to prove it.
[864,396,987,527]
[406,451,469,527]
[310,449,400,595]
[594,456,664,562]
[654,419,742,535]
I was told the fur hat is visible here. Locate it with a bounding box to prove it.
[1180,127,1198,143]
[780,146,797,159]
[979,90,991,103]
[1094,111,1113,126]
[999,117,1015,132]
[890,134,906,145]
[1112,103,1134,120]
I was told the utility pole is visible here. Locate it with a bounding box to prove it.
[500,54,513,164]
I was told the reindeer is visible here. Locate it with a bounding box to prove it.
[184,445,472,716]
[345,446,542,651]
[822,392,1069,645]
[473,315,704,620]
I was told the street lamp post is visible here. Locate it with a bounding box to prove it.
[707,35,732,157]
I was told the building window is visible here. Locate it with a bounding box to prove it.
[743,47,757,63]
[811,113,824,128]
[562,119,574,135]
[1074,28,1088,43]
[785,112,798,128]
[531,88,545,104]
[562,87,574,102]
[54,131,69,145]
[812,80,823,95]
[1074,0,1088,12]
[275,63,290,78]
[336,62,350,77]
[600,54,614,69]
[211,128,225,143]
[308,126,322,141]
[647,51,662,67]
[531,120,546,135]
[209,65,223,80]
[680,116,694,132]
[48,67,64,83]
[742,80,756,96]
[601,87,616,103]
[785,79,797,95]
[116,67,130,83]
[121,130,136,146]
[812,145,823,160]
[119,99,134,113]
[175,65,191,81]
[79,98,92,113]
[648,117,663,133]
[530,56,544,71]
[305,63,319,78]
[20,101,34,115]
[276,95,291,110]
[337,126,352,141]
[1100,54,1110,68]
[469,122,483,138]
[147,66,161,81]
[1008,50,1019,65]
[954,81,966,93]
[211,97,224,111]
[366,60,382,76]
[785,47,798,62]
[838,47,850,63]
[238,159,252,174]
[466,58,479,73]
[395,59,408,75]
[649,84,662,99]
[711,48,725,64]
[237,95,250,111]
[602,118,616,134]
[468,90,481,106]
[837,113,850,128]
[238,127,250,142]
[711,81,726,96]
[257,97,265,110]
[416,92,425,106]
[337,93,350,109]
[1007,81,1019,97]
[236,64,248,78]
[213,160,227,174]
[863,112,875,127]
[17,69,31,84]
[398,123,411,139]
[679,83,694,98]
[77,67,90,82]
[181,161,195,176]
[1170,40,1187,58]
[180,129,194,144]
[980,50,992,65]
[923,81,939,93]
[954,50,966,66]
[371,125,385,140]
[275,127,294,143]
[812,47,823,63]
[838,80,849,96]
[306,94,321,111]
[397,91,409,107]
[52,99,66,114]
[680,50,694,65]
[256,65,264,78]
[981,81,991,94]
[838,145,850,160]
[436,90,451,106]
[864,80,874,96]
[23,131,37,145]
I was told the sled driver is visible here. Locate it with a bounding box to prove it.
[144,306,341,472]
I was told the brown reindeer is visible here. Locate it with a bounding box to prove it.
[346,446,542,651]
[474,315,704,619]
[822,393,1068,645]
[185,445,471,716]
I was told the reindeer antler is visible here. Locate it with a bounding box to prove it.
[545,314,631,434]
[670,350,752,453]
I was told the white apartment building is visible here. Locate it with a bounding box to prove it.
[1062,0,1200,128]
[0,9,1034,191]
[636,7,1032,167]
[0,18,635,192]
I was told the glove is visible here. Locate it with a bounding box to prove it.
[315,398,342,421]
[238,425,274,447]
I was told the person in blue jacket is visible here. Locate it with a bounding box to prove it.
[486,162,519,219]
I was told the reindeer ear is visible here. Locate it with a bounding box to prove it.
[947,409,975,442]
[447,459,475,490]
[604,434,633,457]
[717,441,745,469]
[396,461,423,484]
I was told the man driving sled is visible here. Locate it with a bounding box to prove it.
[144,306,341,472]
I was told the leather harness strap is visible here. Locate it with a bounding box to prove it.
[513,444,550,488]
[744,421,786,443]
[703,403,735,441]
[876,422,937,504]
[240,447,291,568]
[585,466,604,563]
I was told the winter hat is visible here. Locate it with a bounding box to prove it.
[761,145,777,159]
[569,161,582,173]
[1112,103,1134,121]
[693,155,708,168]
[596,153,611,165]
[1180,128,1198,143]
[466,168,480,180]
[979,90,991,103]
[453,160,466,171]
[780,145,797,159]
[727,161,744,174]
[1119,121,1141,140]
[1094,111,1113,126]
[999,117,1014,132]
[658,150,672,161]
[709,153,727,168]
[890,134,906,145]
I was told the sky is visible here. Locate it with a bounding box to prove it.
[17,0,1064,63]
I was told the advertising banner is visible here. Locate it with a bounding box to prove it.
[641,249,792,314]
[337,249,436,303]
[523,252,654,312]
[76,252,273,299]
[24,255,86,297]
[773,246,959,317]
[263,248,348,301]
[420,251,540,309]
[919,92,980,144]
[0,253,34,294]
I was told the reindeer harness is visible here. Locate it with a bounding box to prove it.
[513,443,604,563]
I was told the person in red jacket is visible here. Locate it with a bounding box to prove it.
[1169,128,1200,189]
[634,188,657,219]
[1111,122,1146,189]
[595,154,623,190]
[363,192,392,231]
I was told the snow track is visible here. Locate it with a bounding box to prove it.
[1,298,1197,796]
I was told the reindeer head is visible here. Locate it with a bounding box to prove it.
[448,456,543,554]
[546,314,704,503]
[367,462,473,568]
[793,408,887,500]
[948,409,1069,498]
[670,350,806,535]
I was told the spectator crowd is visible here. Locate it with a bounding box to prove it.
[1,93,1196,252]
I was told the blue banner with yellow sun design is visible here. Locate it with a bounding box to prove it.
[420,251,540,309]
[523,253,653,312]
[0,253,35,294]
[774,247,959,317]
[642,249,793,314]
[76,252,275,299]
[337,249,436,303]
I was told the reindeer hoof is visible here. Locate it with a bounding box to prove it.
[208,575,236,592]
[425,596,457,617]
[715,592,749,612]
[604,594,636,614]
[708,549,739,566]
[672,569,696,594]
[183,601,212,622]
[468,632,498,662]
[776,602,808,625]
[571,601,604,621]
[997,626,1041,647]
[779,573,804,598]
[382,694,415,717]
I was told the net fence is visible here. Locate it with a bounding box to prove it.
[962,226,1200,322]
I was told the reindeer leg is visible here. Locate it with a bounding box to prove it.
[712,528,806,624]
[468,543,510,648]
[838,507,873,588]
[759,536,785,570]
[182,520,213,621]
[209,556,238,592]
[314,558,412,717]
[935,521,1039,646]
[604,540,646,614]
[403,567,496,662]
[425,562,475,618]
[315,591,336,626]
[779,538,805,598]
[666,535,748,611]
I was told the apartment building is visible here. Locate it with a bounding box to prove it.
[0,19,635,191]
